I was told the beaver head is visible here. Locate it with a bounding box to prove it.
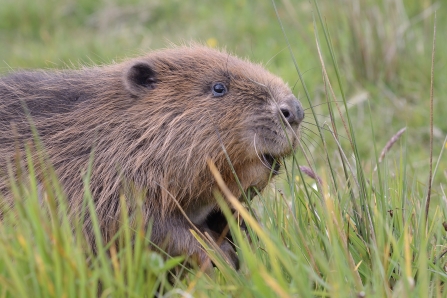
[120,46,303,217]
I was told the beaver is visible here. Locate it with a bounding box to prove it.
[0,45,303,269]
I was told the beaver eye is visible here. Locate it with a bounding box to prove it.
[212,82,227,97]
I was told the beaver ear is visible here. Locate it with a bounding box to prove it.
[124,61,157,95]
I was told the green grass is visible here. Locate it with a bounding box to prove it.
[1,0,447,297]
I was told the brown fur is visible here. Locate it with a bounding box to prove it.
[0,45,303,268]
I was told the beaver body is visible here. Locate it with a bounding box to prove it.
[0,46,303,268]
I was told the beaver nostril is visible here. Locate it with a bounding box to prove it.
[280,96,304,125]
[280,108,291,119]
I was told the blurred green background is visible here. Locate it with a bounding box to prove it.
[1,0,446,184]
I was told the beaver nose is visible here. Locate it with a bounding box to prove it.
[280,96,304,126]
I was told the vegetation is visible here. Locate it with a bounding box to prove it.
[0,0,446,297]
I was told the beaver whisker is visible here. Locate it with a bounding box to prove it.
[262,153,281,175]
[253,134,281,175]
[253,133,273,172]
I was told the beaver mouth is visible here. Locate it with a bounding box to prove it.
[262,153,281,175]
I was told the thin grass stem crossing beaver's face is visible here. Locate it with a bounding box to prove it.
[0,45,303,269]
